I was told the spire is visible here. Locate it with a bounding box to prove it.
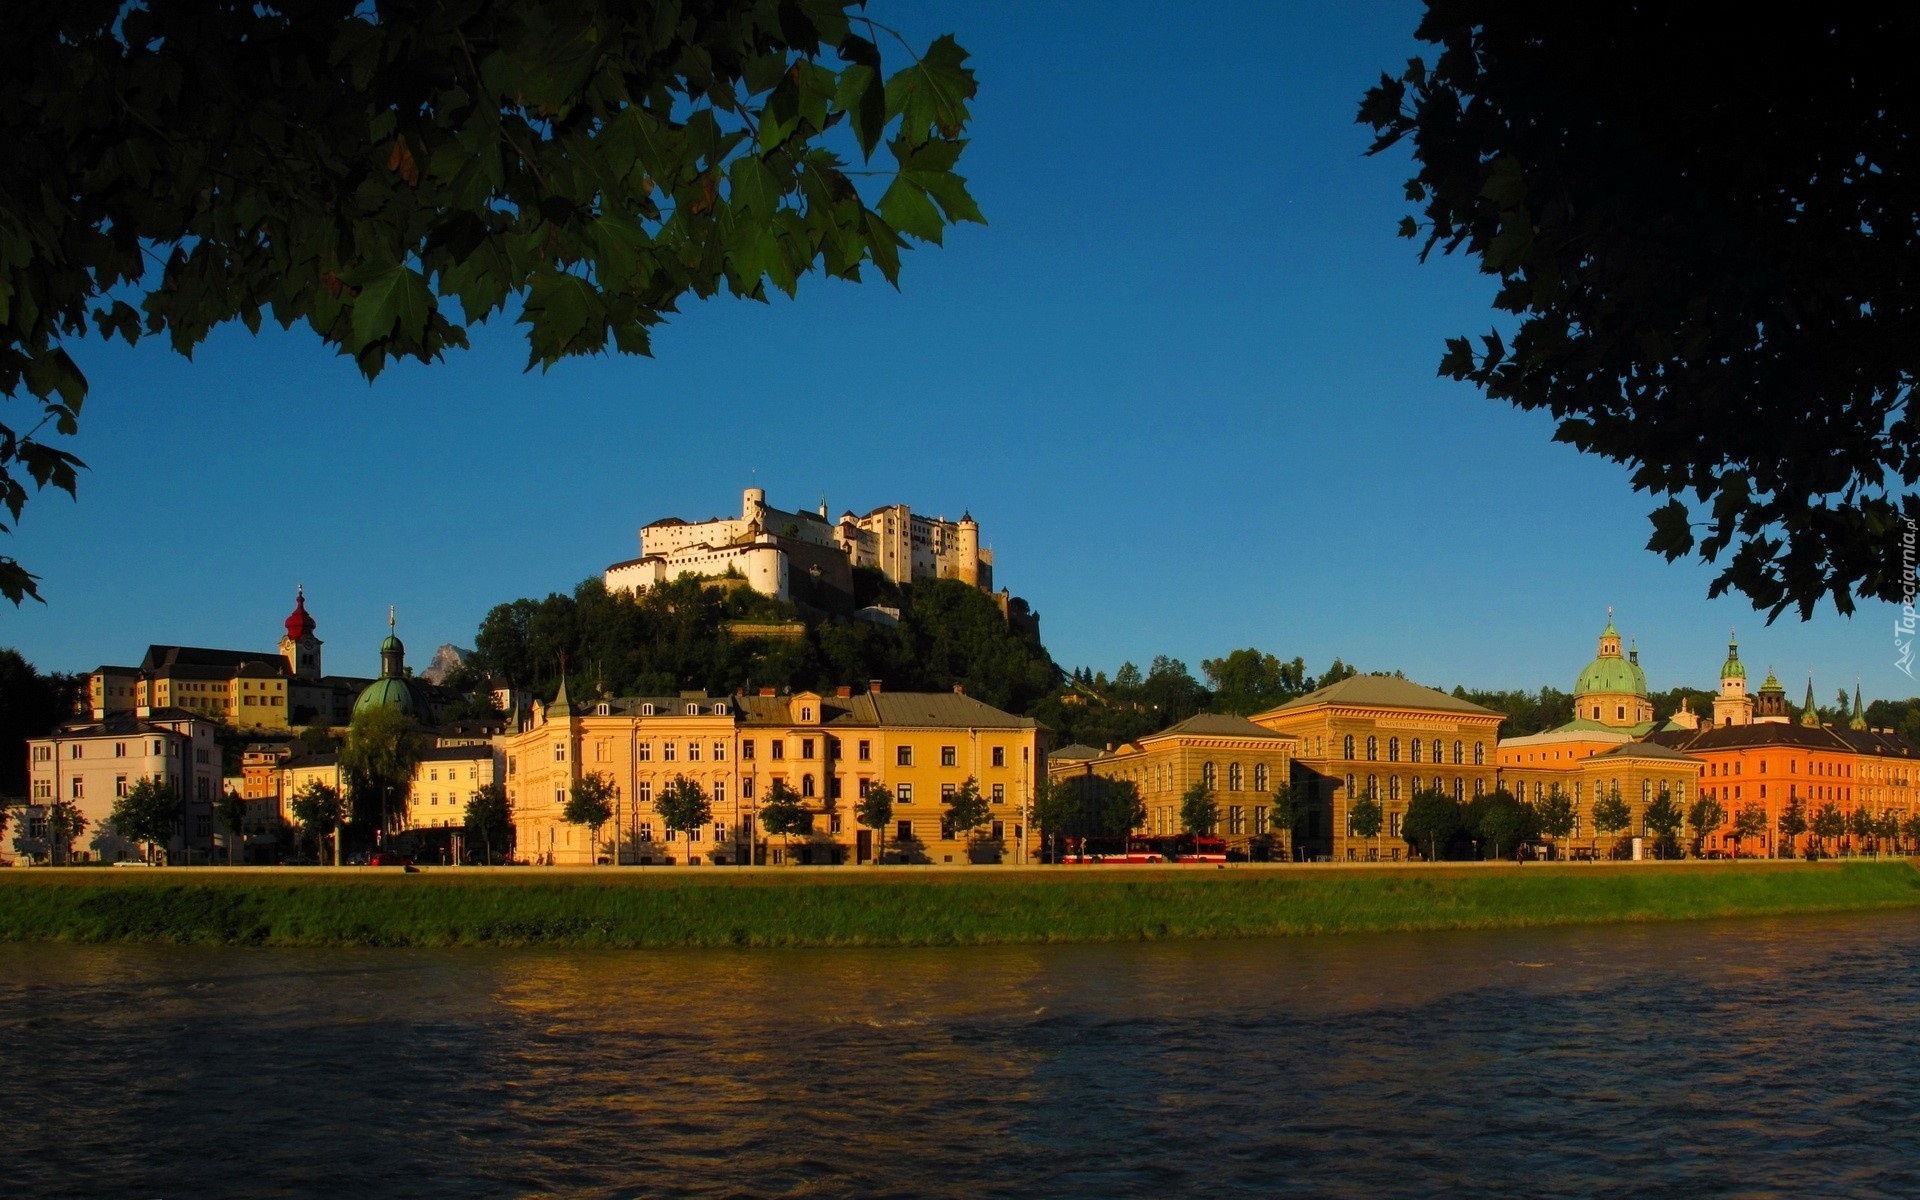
[284,585,317,641]
[1800,672,1820,726]
[1628,637,1639,666]
[1720,629,1746,682]
[1852,680,1868,730]
[378,606,405,677]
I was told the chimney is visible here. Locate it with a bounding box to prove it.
[869,680,883,694]
[759,687,776,697]
[836,686,852,698]
[953,684,964,695]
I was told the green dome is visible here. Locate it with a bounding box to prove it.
[353,676,419,717]
[1721,642,1746,680]
[381,632,404,654]
[1574,656,1647,697]
[1758,672,1784,693]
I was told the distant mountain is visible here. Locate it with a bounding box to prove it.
[422,644,472,685]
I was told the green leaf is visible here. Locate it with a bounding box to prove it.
[878,176,944,243]
[1646,499,1695,559]
[351,266,432,350]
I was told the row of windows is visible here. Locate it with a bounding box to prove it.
[561,739,1015,770]
[1500,779,1692,807]
[1343,736,1484,765]
[1346,774,1481,803]
[1195,762,1273,792]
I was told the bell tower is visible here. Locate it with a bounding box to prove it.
[1711,631,1753,727]
[279,585,323,681]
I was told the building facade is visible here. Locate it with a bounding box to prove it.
[22,708,223,864]
[1252,675,1505,860]
[1045,714,1298,857]
[502,682,1045,867]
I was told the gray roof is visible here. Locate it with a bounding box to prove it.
[1148,713,1293,740]
[1050,743,1107,761]
[1265,675,1503,718]
[1589,741,1699,763]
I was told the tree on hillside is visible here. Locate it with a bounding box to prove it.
[1777,797,1810,860]
[855,782,894,865]
[1347,789,1383,859]
[0,650,80,795]
[109,777,179,864]
[288,779,345,865]
[564,772,616,865]
[1686,795,1728,859]
[1179,781,1219,839]
[1642,789,1684,858]
[759,778,809,864]
[1362,7,1920,618]
[465,783,513,866]
[339,704,427,843]
[1201,649,1309,715]
[0,2,979,604]
[1403,789,1462,863]
[656,777,712,865]
[1591,791,1631,859]
[1732,801,1769,860]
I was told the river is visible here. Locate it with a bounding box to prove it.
[3,910,1918,1197]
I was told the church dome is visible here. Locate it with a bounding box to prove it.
[284,587,316,640]
[353,676,420,717]
[1574,655,1647,697]
[1722,638,1747,680]
[1758,672,1784,694]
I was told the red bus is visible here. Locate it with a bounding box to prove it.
[1058,833,1228,863]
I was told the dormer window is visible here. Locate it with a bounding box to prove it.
[802,707,813,722]
[715,703,728,716]
[686,703,698,715]
[642,703,655,716]
[597,703,610,716]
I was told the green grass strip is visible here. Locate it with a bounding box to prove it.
[0,861,1916,949]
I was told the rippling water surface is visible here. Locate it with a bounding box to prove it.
[5,911,1920,1197]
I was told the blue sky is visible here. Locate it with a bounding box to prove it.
[1,1,1903,706]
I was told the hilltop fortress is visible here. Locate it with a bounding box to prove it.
[606,488,995,605]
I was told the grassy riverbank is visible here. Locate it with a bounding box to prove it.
[0,861,1916,949]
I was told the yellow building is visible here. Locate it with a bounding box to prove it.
[89,646,293,730]
[1046,714,1297,857]
[502,682,1045,866]
[1251,675,1504,861]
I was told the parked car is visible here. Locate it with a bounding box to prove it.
[367,851,414,867]
[345,851,371,866]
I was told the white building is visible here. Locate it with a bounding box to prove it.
[605,487,990,602]
[21,708,224,864]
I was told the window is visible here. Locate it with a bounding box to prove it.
[1474,742,1485,766]
[32,746,49,762]
[897,746,914,767]
[940,746,957,767]
[1474,778,1485,797]
[1254,764,1269,792]
[1367,774,1378,798]
[1388,737,1400,763]
[1343,735,1355,760]
[1228,763,1243,791]
[1452,778,1464,802]
[686,704,699,716]
[713,742,727,761]
[1229,806,1245,835]
[638,781,652,806]
[858,740,872,762]
[1389,811,1402,838]
[553,743,566,762]
[801,706,813,722]
[664,742,677,762]
[992,783,1005,804]
[115,775,128,797]
[71,777,83,799]
[713,781,727,806]
[802,738,816,760]
[713,823,727,842]
[642,703,655,716]
[1202,762,1217,789]
[1366,737,1378,761]
[1254,806,1269,834]
[1410,738,1422,764]
[802,775,816,798]
[740,740,754,761]
[741,778,754,799]
[991,747,1005,768]
[897,784,913,803]
[830,813,843,834]
[1432,739,1442,764]
[32,780,50,799]
[1345,773,1356,797]
[897,820,913,842]
[115,742,126,758]
[770,741,784,761]
[715,703,728,716]
[941,816,955,840]
[687,741,701,761]
[1389,776,1401,801]
[941,782,956,801]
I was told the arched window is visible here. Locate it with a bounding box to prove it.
[1343,735,1355,760]
[1366,737,1378,761]
[802,775,816,797]
[1228,763,1243,791]
[1641,780,1651,803]
[1388,737,1400,762]
[1453,740,1463,765]
[1474,742,1485,766]
[1202,762,1217,789]
[1254,764,1269,792]
[1474,778,1485,797]
[1410,738,1422,764]
[1453,778,1464,802]
[1389,776,1401,801]
[1346,773,1356,797]
[1432,776,1442,795]
[1534,781,1544,803]
[1367,774,1378,798]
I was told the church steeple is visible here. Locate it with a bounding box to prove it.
[1800,673,1821,727]
[1851,680,1868,730]
[379,606,405,679]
